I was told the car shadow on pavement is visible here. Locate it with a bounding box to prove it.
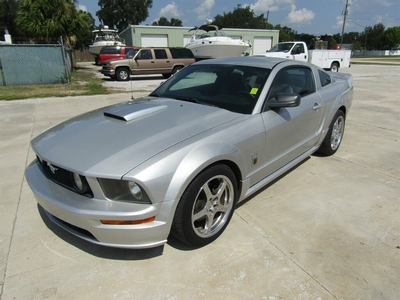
[37,204,164,260]
[101,75,165,82]
[236,156,311,209]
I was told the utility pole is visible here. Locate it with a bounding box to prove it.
[340,0,350,47]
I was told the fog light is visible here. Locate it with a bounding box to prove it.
[128,181,142,200]
[73,173,84,191]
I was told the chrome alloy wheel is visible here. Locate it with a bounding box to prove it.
[191,175,235,238]
[331,115,345,151]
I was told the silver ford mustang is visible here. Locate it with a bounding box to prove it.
[25,57,353,249]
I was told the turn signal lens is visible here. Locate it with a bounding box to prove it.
[101,216,155,225]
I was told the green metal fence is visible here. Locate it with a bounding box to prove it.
[0,44,72,86]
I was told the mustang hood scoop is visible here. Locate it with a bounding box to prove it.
[31,98,241,178]
[104,104,167,122]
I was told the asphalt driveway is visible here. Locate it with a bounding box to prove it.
[0,63,399,299]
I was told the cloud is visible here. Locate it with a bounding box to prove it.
[195,0,215,21]
[78,5,87,12]
[285,4,315,24]
[158,2,181,18]
[248,0,294,14]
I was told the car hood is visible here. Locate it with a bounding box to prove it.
[32,97,241,178]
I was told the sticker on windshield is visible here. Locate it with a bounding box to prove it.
[250,88,258,95]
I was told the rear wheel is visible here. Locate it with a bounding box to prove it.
[172,165,238,247]
[317,110,345,156]
[116,67,130,81]
[330,62,339,72]
[172,66,183,75]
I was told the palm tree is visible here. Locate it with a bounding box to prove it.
[17,0,92,47]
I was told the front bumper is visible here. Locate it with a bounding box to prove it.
[100,67,115,76]
[25,161,173,249]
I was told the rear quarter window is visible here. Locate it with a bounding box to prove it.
[319,70,332,87]
[100,47,121,54]
[170,48,195,59]
[154,49,168,59]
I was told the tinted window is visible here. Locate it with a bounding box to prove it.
[292,43,305,54]
[137,49,152,60]
[150,64,270,114]
[268,67,315,101]
[154,49,168,59]
[100,47,121,54]
[319,70,332,87]
[170,48,195,59]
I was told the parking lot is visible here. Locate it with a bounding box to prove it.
[0,63,399,299]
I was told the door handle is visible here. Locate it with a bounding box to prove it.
[313,103,323,110]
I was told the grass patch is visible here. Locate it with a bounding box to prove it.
[0,68,110,101]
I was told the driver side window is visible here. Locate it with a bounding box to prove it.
[266,67,315,103]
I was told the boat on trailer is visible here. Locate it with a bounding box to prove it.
[185,24,251,60]
[89,26,125,64]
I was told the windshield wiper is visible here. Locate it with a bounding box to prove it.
[173,96,217,107]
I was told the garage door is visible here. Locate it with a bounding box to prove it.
[141,34,168,47]
[253,37,273,55]
[183,35,192,47]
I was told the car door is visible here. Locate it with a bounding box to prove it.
[252,66,324,183]
[131,49,155,74]
[153,49,171,73]
[291,43,308,62]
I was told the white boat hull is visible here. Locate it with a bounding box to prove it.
[185,37,251,59]
[89,41,125,55]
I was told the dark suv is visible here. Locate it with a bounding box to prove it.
[98,46,141,65]
[101,47,195,81]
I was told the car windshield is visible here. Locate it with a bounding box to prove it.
[149,64,270,114]
[269,43,294,53]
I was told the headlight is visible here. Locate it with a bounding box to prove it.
[128,181,143,200]
[98,178,151,204]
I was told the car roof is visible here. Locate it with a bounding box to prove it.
[193,56,285,69]
[194,56,316,70]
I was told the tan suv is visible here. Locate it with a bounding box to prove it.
[101,47,195,81]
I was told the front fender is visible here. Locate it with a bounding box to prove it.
[165,140,246,203]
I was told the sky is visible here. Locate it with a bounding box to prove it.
[76,0,400,35]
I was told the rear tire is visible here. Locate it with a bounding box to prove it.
[330,62,339,72]
[116,67,130,81]
[172,66,183,75]
[172,165,238,247]
[317,110,345,156]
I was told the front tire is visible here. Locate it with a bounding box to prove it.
[317,110,345,156]
[172,165,238,247]
[116,67,130,81]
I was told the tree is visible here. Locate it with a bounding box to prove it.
[213,5,271,30]
[16,0,93,48]
[73,10,95,49]
[381,26,400,50]
[364,23,385,50]
[274,24,295,42]
[97,0,152,32]
[0,0,23,37]
[152,17,182,27]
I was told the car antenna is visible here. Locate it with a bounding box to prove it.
[130,77,134,100]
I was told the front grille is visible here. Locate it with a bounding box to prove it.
[38,157,93,198]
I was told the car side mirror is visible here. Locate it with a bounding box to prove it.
[268,93,301,109]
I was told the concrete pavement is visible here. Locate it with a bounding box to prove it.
[0,64,399,299]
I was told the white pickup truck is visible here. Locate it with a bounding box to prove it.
[254,41,351,72]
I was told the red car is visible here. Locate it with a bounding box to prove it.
[98,46,140,64]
